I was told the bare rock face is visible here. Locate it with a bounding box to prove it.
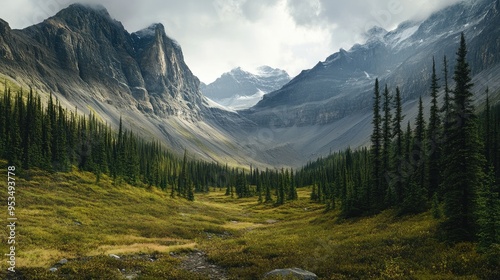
[0,19,12,59]
[132,23,203,118]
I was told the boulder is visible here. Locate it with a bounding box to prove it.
[263,268,318,280]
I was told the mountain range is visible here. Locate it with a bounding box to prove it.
[201,66,290,110]
[1,0,499,168]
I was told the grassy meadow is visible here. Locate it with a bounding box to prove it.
[0,160,498,279]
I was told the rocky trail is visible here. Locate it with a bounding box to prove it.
[173,250,228,280]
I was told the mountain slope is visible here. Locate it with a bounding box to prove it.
[244,0,500,127]
[0,3,285,168]
[201,66,290,110]
[239,0,500,163]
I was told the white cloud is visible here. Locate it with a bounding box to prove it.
[0,0,463,83]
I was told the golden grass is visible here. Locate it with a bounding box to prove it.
[90,242,197,256]
[0,160,498,279]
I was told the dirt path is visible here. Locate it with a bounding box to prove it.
[174,250,228,280]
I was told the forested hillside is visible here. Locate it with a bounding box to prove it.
[297,34,500,249]
[0,84,302,204]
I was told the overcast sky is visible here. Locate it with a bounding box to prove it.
[0,0,462,83]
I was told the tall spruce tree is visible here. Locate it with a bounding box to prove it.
[428,57,442,198]
[484,88,492,164]
[441,33,485,242]
[401,97,427,214]
[392,87,405,204]
[382,84,392,206]
[370,78,383,210]
[178,149,188,198]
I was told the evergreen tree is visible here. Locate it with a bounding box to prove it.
[8,90,22,167]
[441,55,452,120]
[265,169,273,203]
[288,169,298,200]
[257,170,263,203]
[370,78,384,211]
[382,84,392,206]
[441,33,485,242]
[484,88,492,164]
[428,57,442,198]
[400,99,427,215]
[392,87,405,204]
[477,166,500,250]
[414,97,427,194]
[178,149,188,198]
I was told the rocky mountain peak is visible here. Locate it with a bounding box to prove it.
[134,23,165,39]
[57,3,112,20]
[51,3,118,27]
[0,19,11,36]
[365,26,388,42]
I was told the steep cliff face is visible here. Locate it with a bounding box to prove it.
[0,3,203,120]
[132,23,204,117]
[0,19,13,60]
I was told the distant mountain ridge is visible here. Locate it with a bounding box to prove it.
[244,0,500,127]
[201,66,290,110]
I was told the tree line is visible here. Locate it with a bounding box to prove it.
[0,86,300,204]
[297,34,499,249]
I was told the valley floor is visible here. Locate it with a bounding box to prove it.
[0,161,498,279]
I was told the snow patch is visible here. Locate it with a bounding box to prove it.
[212,90,266,111]
[204,97,237,113]
[390,25,419,46]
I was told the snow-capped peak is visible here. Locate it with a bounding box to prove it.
[201,65,291,110]
[364,26,388,43]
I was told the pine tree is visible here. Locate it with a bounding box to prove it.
[477,166,499,250]
[8,90,22,167]
[484,88,492,164]
[265,169,273,203]
[415,97,427,193]
[178,149,188,198]
[288,169,298,200]
[187,181,195,201]
[56,104,70,171]
[441,33,485,242]
[257,171,263,203]
[382,84,392,206]
[370,78,384,211]
[428,57,442,198]
[392,87,405,204]
[441,55,452,120]
[400,98,427,215]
